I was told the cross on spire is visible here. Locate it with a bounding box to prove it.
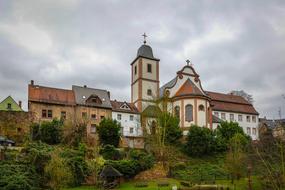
[142,32,147,44]
[186,59,194,67]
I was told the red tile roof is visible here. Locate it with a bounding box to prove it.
[28,85,76,106]
[207,91,259,115]
[175,79,204,97]
[111,100,139,114]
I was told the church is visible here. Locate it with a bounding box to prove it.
[130,37,259,140]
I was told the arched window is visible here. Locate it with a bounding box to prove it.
[185,104,193,122]
[174,106,180,118]
[198,104,205,111]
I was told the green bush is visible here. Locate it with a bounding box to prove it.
[129,149,155,171]
[97,118,121,147]
[60,148,89,186]
[100,145,122,160]
[106,159,139,178]
[40,119,63,145]
[0,161,39,190]
[184,125,216,157]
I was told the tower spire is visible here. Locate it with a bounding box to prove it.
[142,32,147,44]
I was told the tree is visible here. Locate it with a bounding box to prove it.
[97,118,121,147]
[184,125,215,157]
[44,152,73,190]
[162,113,182,145]
[62,120,87,147]
[230,90,254,104]
[215,121,249,151]
[33,119,64,145]
[224,133,248,183]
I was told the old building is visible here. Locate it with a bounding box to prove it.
[209,91,259,140]
[28,81,112,138]
[72,85,112,136]
[0,96,29,143]
[111,100,143,148]
[130,39,259,140]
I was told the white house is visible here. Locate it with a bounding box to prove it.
[111,100,143,148]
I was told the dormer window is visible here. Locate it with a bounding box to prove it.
[120,103,130,110]
[86,95,102,104]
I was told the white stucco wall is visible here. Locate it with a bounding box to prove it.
[112,111,142,137]
[212,111,259,140]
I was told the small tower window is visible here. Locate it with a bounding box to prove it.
[147,64,152,73]
[134,65,137,75]
[147,89,152,96]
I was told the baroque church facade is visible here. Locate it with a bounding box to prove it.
[130,40,259,140]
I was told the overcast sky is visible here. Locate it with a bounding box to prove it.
[0,0,285,118]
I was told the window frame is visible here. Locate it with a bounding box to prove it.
[147,89,152,96]
[147,63,152,73]
[42,109,47,118]
[221,113,226,120]
[47,110,53,118]
[238,114,243,122]
[130,115,134,121]
[185,104,193,122]
[90,124,97,134]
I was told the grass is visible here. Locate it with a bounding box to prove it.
[64,177,262,190]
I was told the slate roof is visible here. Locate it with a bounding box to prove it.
[207,91,259,115]
[100,165,123,178]
[137,44,154,59]
[72,85,112,109]
[28,85,76,106]
[159,77,176,97]
[111,100,139,114]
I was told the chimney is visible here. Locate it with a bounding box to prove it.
[30,80,34,86]
[18,101,22,108]
[83,85,87,88]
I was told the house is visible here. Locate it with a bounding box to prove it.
[0,96,23,111]
[28,81,112,138]
[111,100,143,148]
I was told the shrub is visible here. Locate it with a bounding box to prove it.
[40,119,63,145]
[60,148,89,186]
[129,149,155,171]
[106,160,139,178]
[184,125,216,157]
[100,145,122,160]
[44,153,73,190]
[0,161,39,190]
[97,118,121,147]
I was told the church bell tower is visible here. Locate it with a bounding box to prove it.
[131,33,160,112]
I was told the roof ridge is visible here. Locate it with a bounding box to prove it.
[72,85,108,92]
[30,84,73,92]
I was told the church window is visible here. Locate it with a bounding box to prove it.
[42,109,47,118]
[214,112,219,118]
[238,115,243,122]
[47,110,53,118]
[230,114,234,121]
[7,103,12,110]
[117,114,122,120]
[174,106,180,118]
[135,66,137,75]
[221,113,226,120]
[147,89,152,96]
[185,104,193,122]
[198,104,205,111]
[147,64,152,73]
